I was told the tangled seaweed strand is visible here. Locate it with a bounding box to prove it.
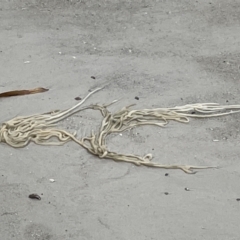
[0,88,102,147]
[1,88,240,173]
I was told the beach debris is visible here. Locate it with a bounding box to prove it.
[0,87,48,98]
[49,179,55,183]
[2,88,240,173]
[184,187,190,191]
[28,194,41,200]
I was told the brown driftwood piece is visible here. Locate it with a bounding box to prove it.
[0,87,48,98]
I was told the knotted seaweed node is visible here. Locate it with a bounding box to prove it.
[1,88,240,173]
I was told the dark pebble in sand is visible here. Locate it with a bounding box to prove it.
[75,97,82,100]
[29,194,41,200]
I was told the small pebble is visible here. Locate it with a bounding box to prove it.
[75,97,82,100]
[165,173,169,176]
[185,187,190,191]
[135,96,139,100]
[164,192,169,195]
[29,194,41,200]
[91,76,96,79]
[236,198,240,201]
